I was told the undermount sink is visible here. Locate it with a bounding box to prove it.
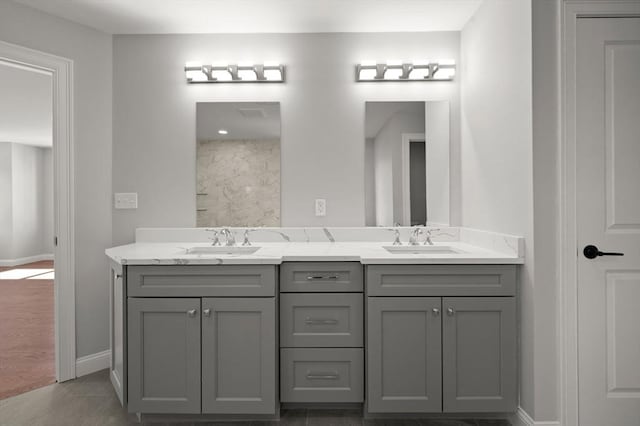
[185,246,260,255]
[383,245,463,255]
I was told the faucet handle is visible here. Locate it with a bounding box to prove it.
[206,229,220,246]
[392,229,402,246]
[242,229,252,246]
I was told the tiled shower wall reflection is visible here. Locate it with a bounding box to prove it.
[196,139,280,227]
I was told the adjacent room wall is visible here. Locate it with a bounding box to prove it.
[425,101,450,227]
[0,143,13,260]
[0,0,113,359]
[112,31,461,244]
[460,0,547,421]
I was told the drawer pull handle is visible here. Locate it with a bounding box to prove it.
[447,308,455,316]
[187,309,197,317]
[203,309,211,317]
[304,318,339,325]
[306,275,339,281]
[306,372,339,380]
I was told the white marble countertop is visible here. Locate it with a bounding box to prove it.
[105,241,524,266]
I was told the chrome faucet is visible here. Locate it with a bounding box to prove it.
[409,227,423,245]
[206,229,220,246]
[220,228,236,246]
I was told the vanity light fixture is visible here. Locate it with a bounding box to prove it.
[185,62,285,83]
[355,60,456,82]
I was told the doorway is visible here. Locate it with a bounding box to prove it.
[562,5,640,426]
[0,40,75,389]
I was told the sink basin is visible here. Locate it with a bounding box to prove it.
[185,246,260,255]
[383,245,462,255]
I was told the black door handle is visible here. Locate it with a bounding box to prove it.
[583,245,624,259]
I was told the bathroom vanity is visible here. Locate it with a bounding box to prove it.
[106,227,522,421]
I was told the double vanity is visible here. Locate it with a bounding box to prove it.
[106,227,523,422]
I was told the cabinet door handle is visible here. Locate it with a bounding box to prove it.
[306,275,339,281]
[447,308,455,316]
[432,308,440,316]
[306,371,339,380]
[203,309,211,317]
[187,309,197,317]
[304,318,339,325]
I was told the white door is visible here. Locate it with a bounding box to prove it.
[576,17,640,426]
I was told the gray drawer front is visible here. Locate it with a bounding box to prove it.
[366,265,516,296]
[127,265,276,297]
[280,293,363,348]
[280,348,364,403]
[280,262,363,292]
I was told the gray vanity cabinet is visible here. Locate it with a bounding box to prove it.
[366,265,517,414]
[127,298,202,414]
[367,297,443,413]
[442,297,516,412]
[201,298,276,414]
[109,260,126,407]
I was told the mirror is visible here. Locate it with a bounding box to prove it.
[364,101,450,227]
[196,102,281,227]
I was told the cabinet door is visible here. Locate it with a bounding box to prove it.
[109,261,126,407]
[127,298,201,414]
[202,298,276,414]
[442,297,516,412]
[367,297,442,413]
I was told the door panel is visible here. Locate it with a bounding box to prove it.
[127,298,201,414]
[367,297,442,413]
[442,297,516,412]
[201,298,276,414]
[576,17,640,426]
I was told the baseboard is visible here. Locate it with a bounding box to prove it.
[510,407,561,426]
[75,350,110,378]
[0,253,54,267]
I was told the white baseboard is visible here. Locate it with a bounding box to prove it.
[75,350,110,378]
[0,253,54,267]
[511,407,561,426]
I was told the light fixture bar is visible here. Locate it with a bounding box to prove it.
[356,61,456,82]
[185,63,285,83]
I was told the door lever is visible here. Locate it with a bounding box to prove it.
[583,245,624,259]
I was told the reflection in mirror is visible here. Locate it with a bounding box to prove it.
[196,102,281,227]
[364,101,449,227]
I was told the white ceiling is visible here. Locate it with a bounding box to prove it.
[0,63,52,147]
[197,102,280,141]
[12,0,483,34]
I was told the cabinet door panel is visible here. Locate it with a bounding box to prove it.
[127,298,201,414]
[367,297,442,413]
[442,297,516,412]
[202,298,276,414]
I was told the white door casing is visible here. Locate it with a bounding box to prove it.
[0,40,75,382]
[575,16,640,426]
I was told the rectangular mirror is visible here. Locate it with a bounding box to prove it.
[196,102,281,227]
[364,101,450,227]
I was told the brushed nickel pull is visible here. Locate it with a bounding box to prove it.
[187,309,197,317]
[304,318,339,325]
[447,308,455,316]
[306,371,339,380]
[203,309,211,317]
[432,308,440,316]
[306,275,339,281]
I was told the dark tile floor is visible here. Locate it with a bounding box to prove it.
[0,370,511,426]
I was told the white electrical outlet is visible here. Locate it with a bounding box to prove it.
[315,199,326,217]
[114,192,138,209]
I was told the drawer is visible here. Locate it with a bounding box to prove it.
[280,293,363,348]
[280,348,364,403]
[366,265,516,297]
[127,265,276,297]
[280,262,363,293]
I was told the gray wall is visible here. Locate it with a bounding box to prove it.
[112,31,461,244]
[459,0,538,419]
[0,0,113,358]
[0,143,12,258]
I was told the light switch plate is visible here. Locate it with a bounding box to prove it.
[315,199,326,217]
[114,192,138,209]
